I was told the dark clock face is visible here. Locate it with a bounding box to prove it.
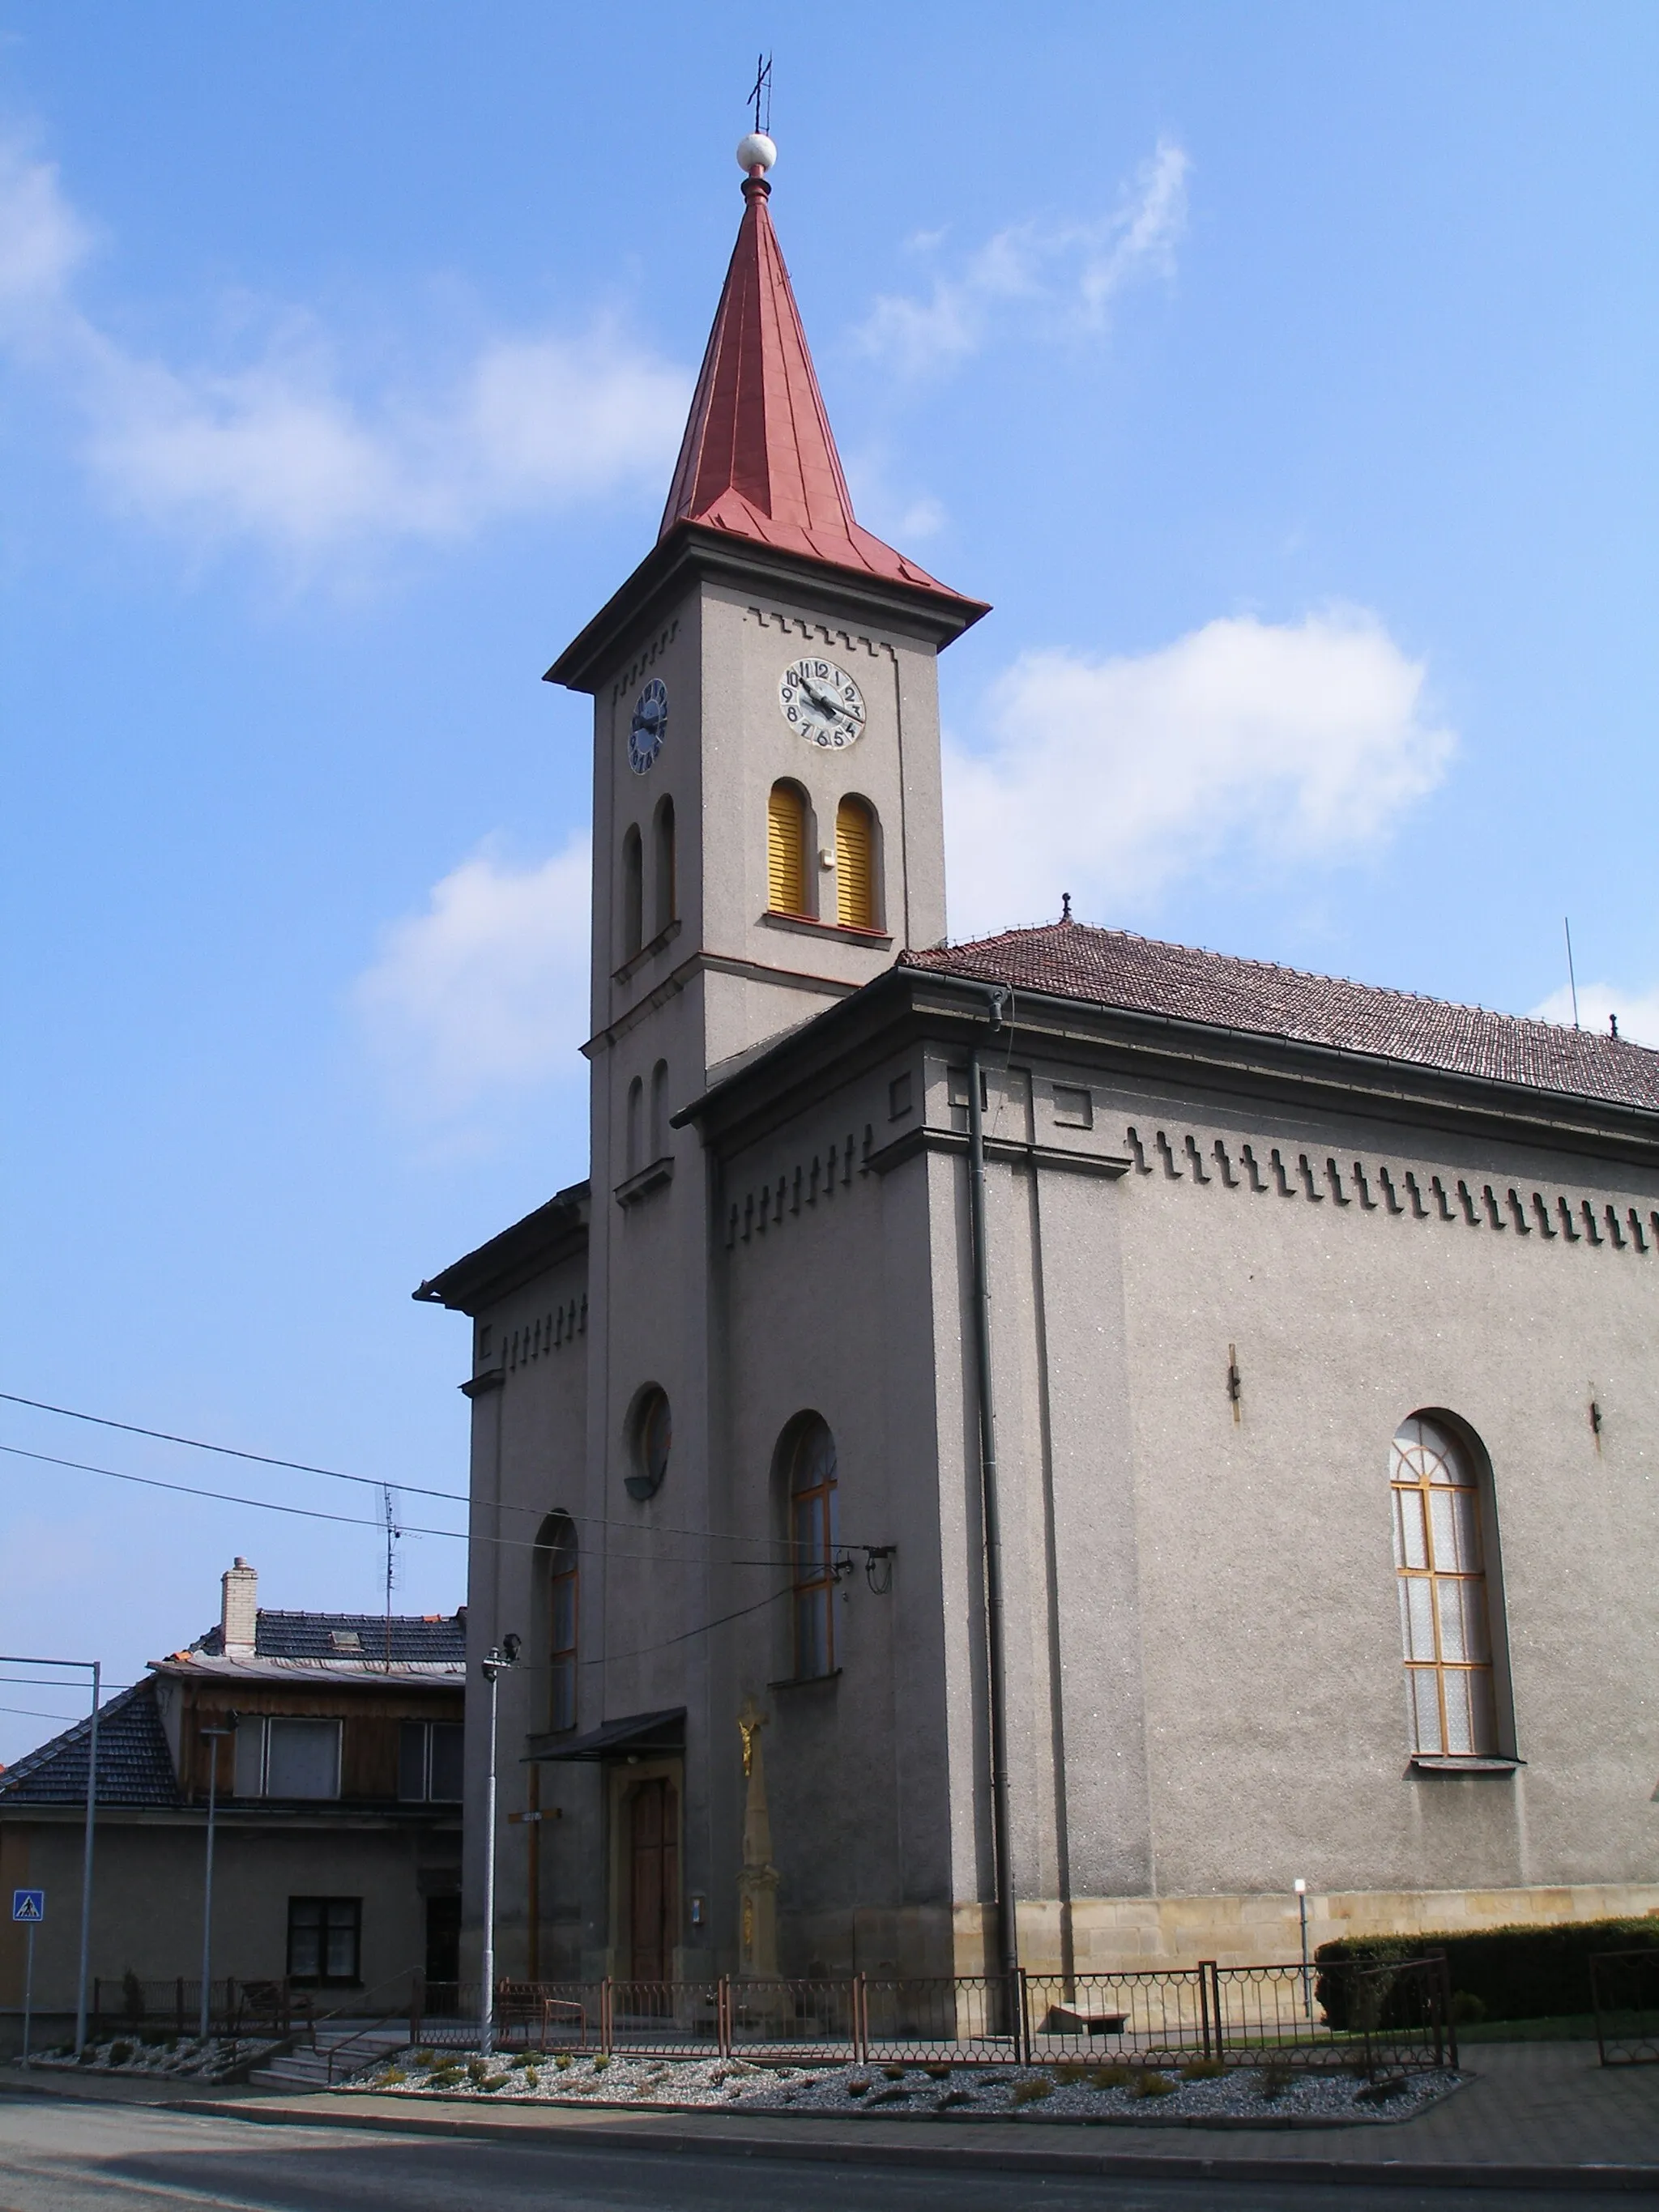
[629,679,667,774]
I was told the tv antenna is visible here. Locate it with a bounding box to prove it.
[747,53,773,136]
[382,1484,402,1669]
[1563,916,1580,1029]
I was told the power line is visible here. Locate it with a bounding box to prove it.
[0,1390,847,1551]
[0,1440,795,1571]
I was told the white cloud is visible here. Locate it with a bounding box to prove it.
[859,139,1189,377]
[0,136,688,559]
[943,610,1455,938]
[354,837,591,1116]
[1529,983,1659,1050]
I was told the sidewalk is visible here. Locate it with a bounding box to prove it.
[158,2042,1659,2193]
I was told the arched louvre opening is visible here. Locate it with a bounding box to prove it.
[652,795,676,936]
[1391,1414,1499,1757]
[835,796,877,930]
[621,825,644,959]
[767,782,808,916]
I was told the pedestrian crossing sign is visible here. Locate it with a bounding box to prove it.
[11,1890,44,1922]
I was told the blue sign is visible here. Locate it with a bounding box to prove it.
[11,1890,44,1922]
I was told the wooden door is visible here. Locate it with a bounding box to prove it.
[629,1778,678,1984]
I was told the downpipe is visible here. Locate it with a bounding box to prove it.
[964,984,1017,1989]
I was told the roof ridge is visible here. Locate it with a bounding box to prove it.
[909,919,1658,1058]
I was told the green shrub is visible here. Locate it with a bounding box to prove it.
[466,2057,489,2085]
[377,2066,407,2086]
[1180,2060,1227,2081]
[1258,2058,1294,2102]
[522,2065,539,2089]
[1089,2065,1132,2090]
[108,2042,134,2066]
[923,2062,951,2079]
[846,2078,870,2097]
[1130,2070,1175,2099]
[1010,2076,1052,2105]
[1452,1990,1487,2023]
[1316,1916,1659,2027]
[1054,2060,1089,2085]
[554,2051,572,2071]
[881,2062,906,2078]
[593,2053,609,2073]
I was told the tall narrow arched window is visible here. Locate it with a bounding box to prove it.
[767,782,808,917]
[835,796,878,931]
[651,795,676,939]
[625,1076,643,1175]
[649,1060,668,1161]
[621,825,644,960]
[543,1513,578,1734]
[781,1415,839,1679]
[1391,1414,1498,1757]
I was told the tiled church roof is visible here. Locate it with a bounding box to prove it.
[0,1682,181,1809]
[903,921,1659,1114]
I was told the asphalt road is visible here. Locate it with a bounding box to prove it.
[0,2094,1636,2212]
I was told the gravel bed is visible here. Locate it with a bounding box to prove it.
[353,2049,1461,2125]
[17,2034,278,2081]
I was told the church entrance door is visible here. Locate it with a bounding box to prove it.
[629,1777,678,1985]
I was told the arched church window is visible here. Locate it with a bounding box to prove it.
[781,1414,839,1679]
[626,1385,671,1501]
[626,1076,643,1176]
[835,796,878,931]
[650,1060,668,1160]
[621,825,644,959]
[652,795,676,937]
[1391,1414,1499,1757]
[540,1512,578,1734]
[767,782,809,917]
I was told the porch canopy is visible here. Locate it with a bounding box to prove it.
[524,1708,685,1764]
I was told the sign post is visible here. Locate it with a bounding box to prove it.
[13,1890,45,2065]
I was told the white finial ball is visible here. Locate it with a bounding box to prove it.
[736,132,776,173]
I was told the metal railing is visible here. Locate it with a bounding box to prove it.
[1592,1950,1659,2066]
[402,1958,1455,2073]
[89,1976,307,2043]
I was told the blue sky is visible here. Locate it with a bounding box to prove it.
[2,2,1655,1760]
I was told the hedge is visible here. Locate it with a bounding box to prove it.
[1316,1916,1659,2024]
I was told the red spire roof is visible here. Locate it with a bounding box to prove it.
[660,176,962,599]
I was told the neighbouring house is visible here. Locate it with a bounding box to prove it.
[0,1559,464,2044]
[415,143,1659,1991]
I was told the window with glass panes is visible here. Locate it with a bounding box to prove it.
[787,1417,839,1678]
[1391,1415,1498,1757]
[287,1896,361,1984]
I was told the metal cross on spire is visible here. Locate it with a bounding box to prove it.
[747,52,773,136]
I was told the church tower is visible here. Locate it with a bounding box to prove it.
[535,139,987,1967]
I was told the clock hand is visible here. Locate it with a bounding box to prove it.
[801,678,849,719]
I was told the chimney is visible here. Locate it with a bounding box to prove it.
[221,1558,258,1656]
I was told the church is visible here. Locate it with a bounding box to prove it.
[416,134,1659,1989]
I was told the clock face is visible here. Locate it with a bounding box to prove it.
[629,678,667,774]
[779,657,866,749]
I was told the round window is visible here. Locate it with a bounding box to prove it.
[626,1386,671,1501]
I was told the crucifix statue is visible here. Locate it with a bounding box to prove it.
[736,1695,778,1978]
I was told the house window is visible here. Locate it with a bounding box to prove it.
[783,1415,839,1679]
[233,1716,342,1799]
[1391,1414,1499,1757]
[834,796,877,930]
[546,1514,578,1734]
[398,1721,464,1802]
[766,782,808,916]
[287,1896,361,1985]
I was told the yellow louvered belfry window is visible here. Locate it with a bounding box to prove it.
[835,796,876,930]
[767,782,808,915]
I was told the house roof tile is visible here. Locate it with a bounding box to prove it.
[0,1681,181,1809]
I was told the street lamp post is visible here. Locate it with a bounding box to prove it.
[1294,1877,1311,2016]
[198,1725,234,2041]
[478,1637,520,2055]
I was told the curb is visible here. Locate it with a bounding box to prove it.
[172,2094,1659,2193]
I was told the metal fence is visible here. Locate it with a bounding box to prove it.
[1592,1950,1659,2066]
[88,1977,310,2041]
[399,1958,1454,2077]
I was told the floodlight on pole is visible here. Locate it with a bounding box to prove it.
[478,1635,521,2055]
